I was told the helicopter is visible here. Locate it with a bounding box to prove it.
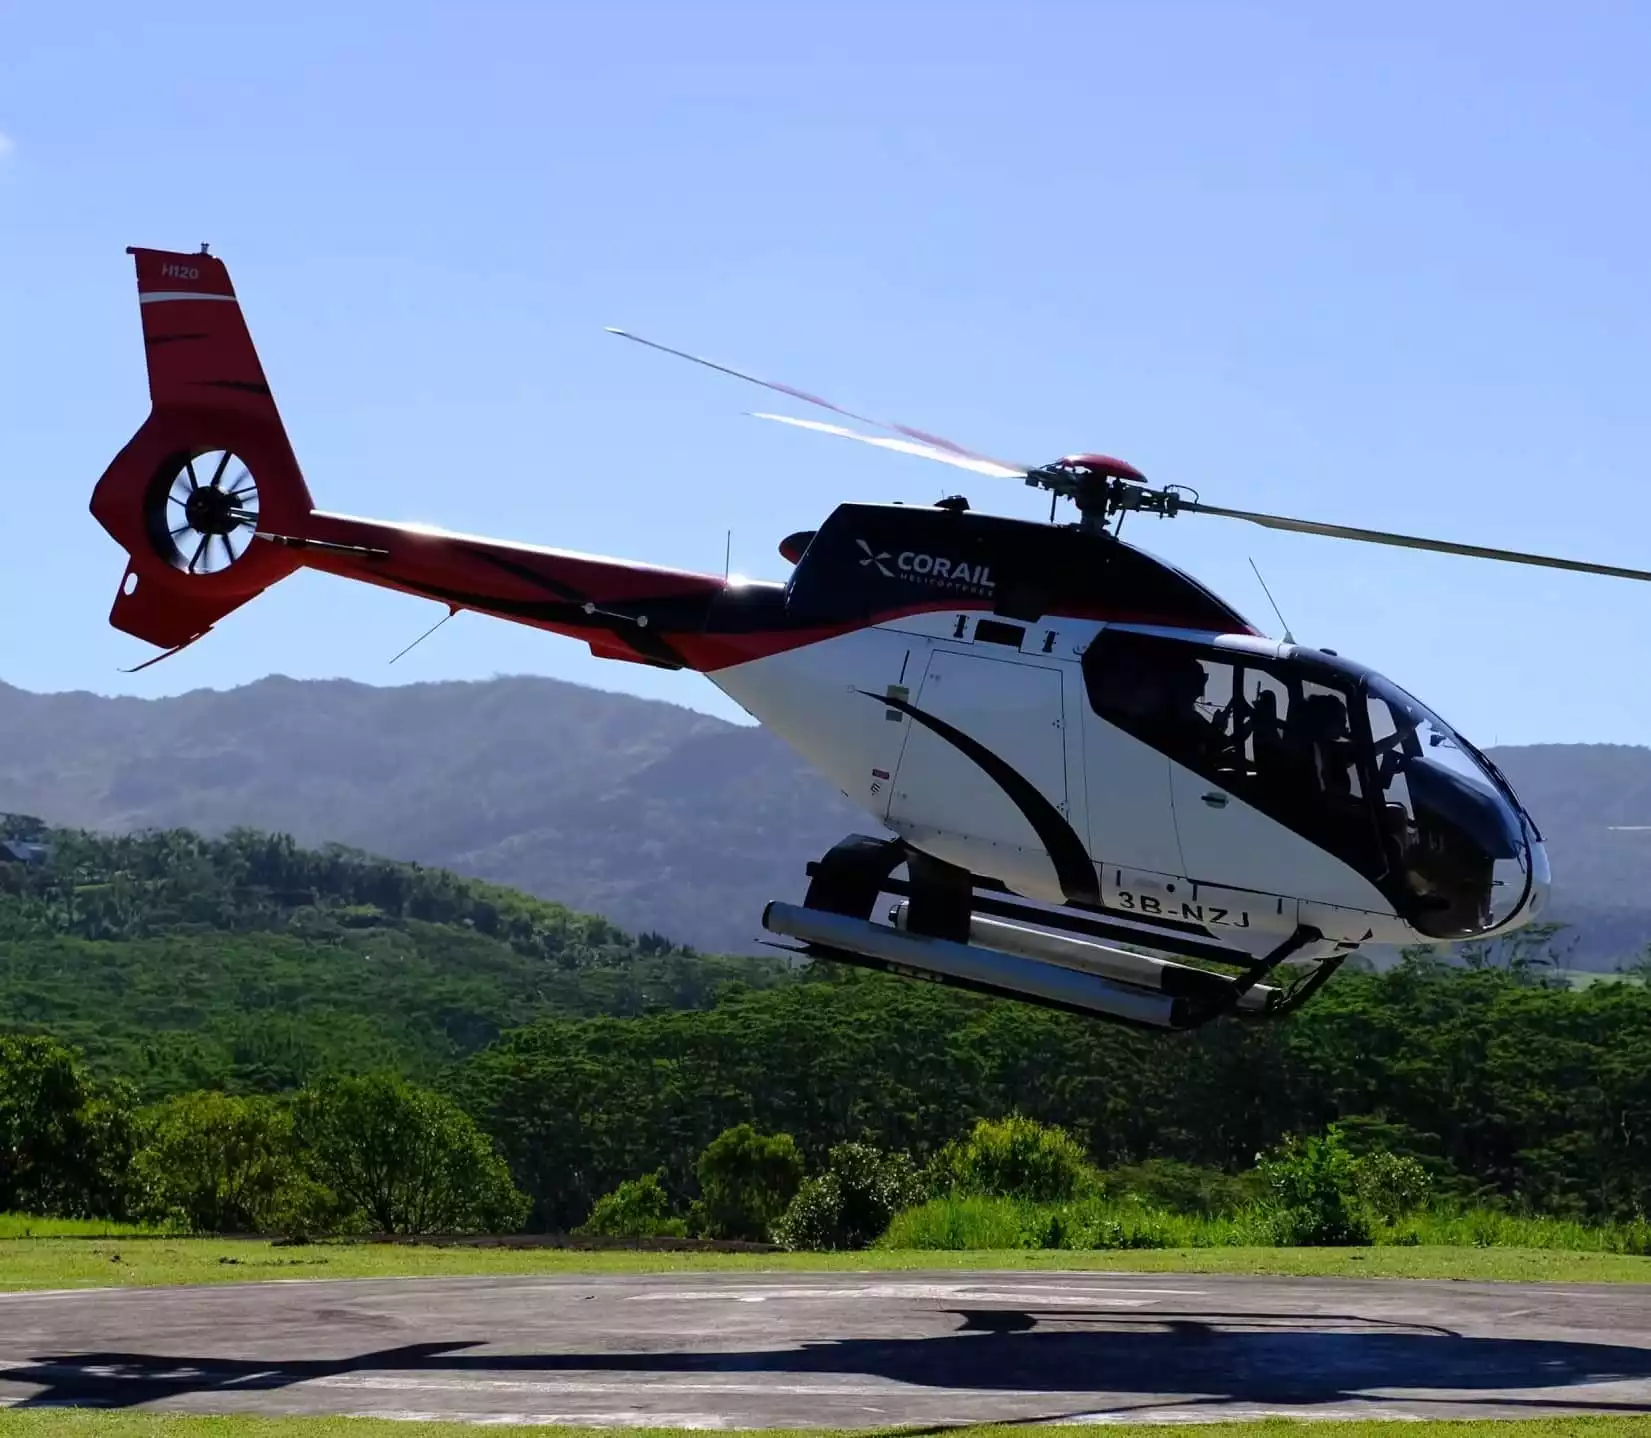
[87,246,1651,1032]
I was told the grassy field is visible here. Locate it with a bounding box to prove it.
[5,1416,1651,1437]
[4,1237,1651,1290]
[0,1214,167,1239]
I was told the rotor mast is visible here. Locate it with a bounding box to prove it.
[1024,454,1189,537]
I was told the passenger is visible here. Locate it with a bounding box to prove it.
[1248,685,1286,781]
[1294,693,1354,797]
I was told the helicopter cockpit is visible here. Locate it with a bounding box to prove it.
[1084,627,1546,941]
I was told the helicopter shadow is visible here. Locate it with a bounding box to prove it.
[6,1306,1651,1416]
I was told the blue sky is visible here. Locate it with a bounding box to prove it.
[2,1,1648,744]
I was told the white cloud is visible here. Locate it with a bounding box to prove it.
[0,132,13,159]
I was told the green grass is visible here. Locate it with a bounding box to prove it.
[1393,1210,1651,1251]
[0,1212,168,1239]
[883,1194,1259,1250]
[883,1195,1651,1259]
[5,1417,1651,1438]
[4,1236,1651,1289]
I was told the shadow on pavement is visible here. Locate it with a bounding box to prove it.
[5,1307,1651,1414]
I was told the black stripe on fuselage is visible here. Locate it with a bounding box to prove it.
[866,690,1101,906]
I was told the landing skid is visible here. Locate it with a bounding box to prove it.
[761,835,1352,1032]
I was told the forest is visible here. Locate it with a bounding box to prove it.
[4,815,1651,1250]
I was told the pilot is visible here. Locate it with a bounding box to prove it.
[1093,638,1219,760]
[1099,644,1169,723]
[1161,654,1220,758]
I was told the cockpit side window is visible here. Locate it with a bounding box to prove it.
[1082,629,1230,769]
[1084,630,1534,940]
[1084,628,1384,880]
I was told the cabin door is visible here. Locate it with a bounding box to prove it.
[886,648,1069,880]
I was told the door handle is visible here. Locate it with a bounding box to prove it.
[1201,791,1229,809]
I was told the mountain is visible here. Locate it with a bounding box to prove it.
[1473,744,1651,967]
[1,676,1646,966]
[0,675,865,955]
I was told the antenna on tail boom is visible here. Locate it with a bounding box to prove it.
[389,605,459,665]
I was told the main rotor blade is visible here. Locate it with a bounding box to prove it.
[749,412,1029,480]
[605,327,1028,475]
[1186,501,1651,583]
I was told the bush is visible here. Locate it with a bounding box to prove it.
[132,1091,307,1235]
[880,1194,1260,1251]
[693,1124,804,1241]
[576,1171,687,1239]
[293,1072,528,1235]
[1256,1124,1371,1246]
[1354,1149,1433,1224]
[1100,1158,1258,1217]
[934,1115,1096,1203]
[772,1141,926,1251]
[880,1193,1028,1250]
[1016,1202,1176,1251]
[268,1172,357,1241]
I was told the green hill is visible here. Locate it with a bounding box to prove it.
[8,814,1651,1232]
[0,815,793,1096]
[0,675,863,957]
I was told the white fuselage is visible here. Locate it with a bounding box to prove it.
[706,611,1540,953]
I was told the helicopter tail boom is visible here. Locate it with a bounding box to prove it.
[89,247,735,671]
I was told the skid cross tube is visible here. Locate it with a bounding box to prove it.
[1176,922,1324,1029]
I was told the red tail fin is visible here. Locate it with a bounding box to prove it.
[89,247,315,654]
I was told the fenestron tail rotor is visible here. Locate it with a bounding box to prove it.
[148,449,261,576]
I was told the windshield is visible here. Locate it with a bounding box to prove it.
[1363,675,1530,937]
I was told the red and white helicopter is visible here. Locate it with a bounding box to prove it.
[89,247,1647,1030]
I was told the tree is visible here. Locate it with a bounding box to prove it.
[292,1072,528,1234]
[0,1033,135,1218]
[693,1124,804,1241]
[132,1091,303,1234]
